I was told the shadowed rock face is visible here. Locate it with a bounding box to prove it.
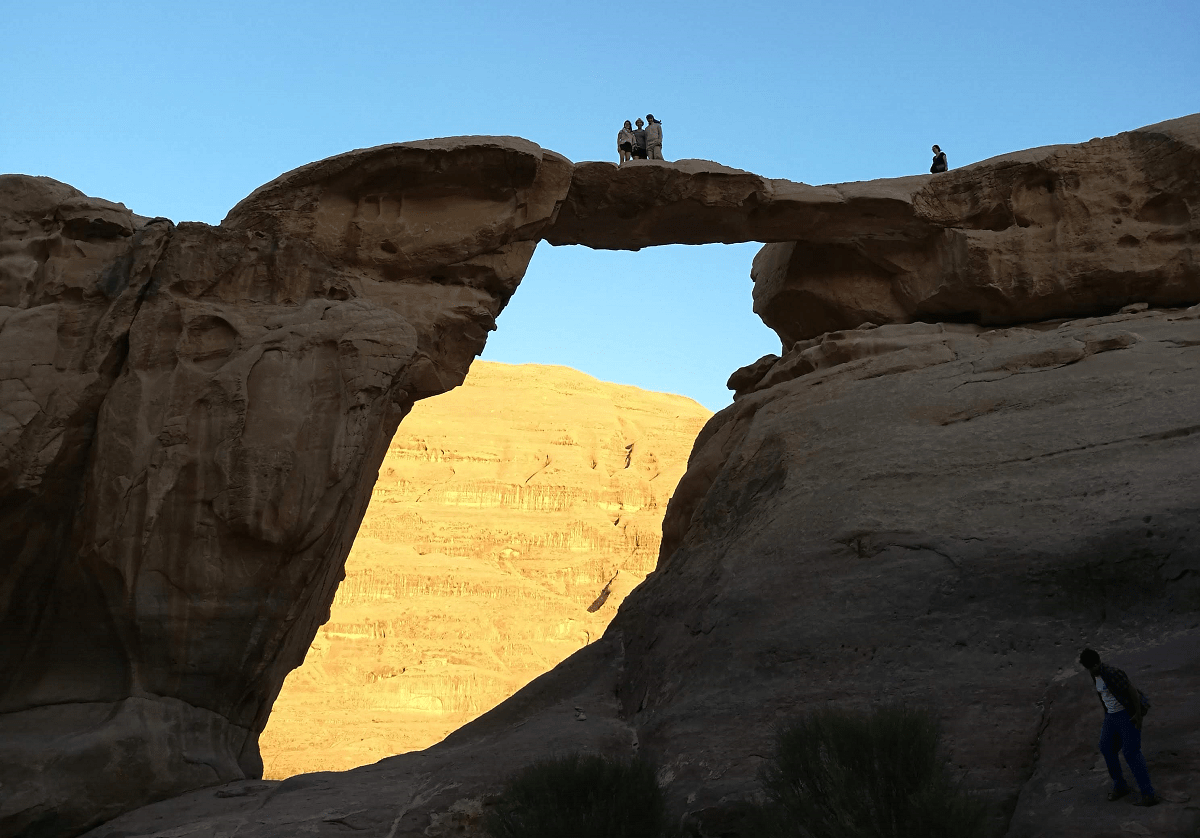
[540,158,922,249]
[0,137,570,838]
[82,308,1200,838]
[4,115,1200,837]
[641,308,1200,833]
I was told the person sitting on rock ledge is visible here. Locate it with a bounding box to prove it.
[617,120,635,164]
[645,114,664,160]
[1079,648,1158,807]
[930,144,948,173]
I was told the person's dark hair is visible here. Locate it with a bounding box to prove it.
[1079,648,1101,668]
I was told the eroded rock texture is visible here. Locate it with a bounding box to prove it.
[542,158,849,248]
[640,307,1200,836]
[752,116,1200,343]
[0,138,570,838]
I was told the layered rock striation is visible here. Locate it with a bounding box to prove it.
[258,361,709,777]
[4,114,1199,838]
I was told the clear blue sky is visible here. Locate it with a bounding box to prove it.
[5,1,1197,410]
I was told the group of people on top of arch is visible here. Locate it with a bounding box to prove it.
[615,115,951,175]
[617,115,663,163]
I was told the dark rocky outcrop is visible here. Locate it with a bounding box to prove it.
[645,306,1200,836]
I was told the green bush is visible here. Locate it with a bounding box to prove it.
[750,706,990,838]
[485,752,668,838]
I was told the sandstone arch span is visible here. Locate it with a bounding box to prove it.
[2,114,1199,837]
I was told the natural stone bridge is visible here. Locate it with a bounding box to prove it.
[1,114,1198,837]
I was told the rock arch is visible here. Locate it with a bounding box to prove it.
[1,114,1198,837]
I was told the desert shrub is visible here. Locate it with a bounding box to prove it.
[485,752,668,838]
[750,706,990,838]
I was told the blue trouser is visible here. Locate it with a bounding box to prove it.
[1099,709,1154,797]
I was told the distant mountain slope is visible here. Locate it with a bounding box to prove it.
[259,361,712,777]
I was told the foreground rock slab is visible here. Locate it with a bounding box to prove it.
[634,306,1200,836]
[85,307,1200,838]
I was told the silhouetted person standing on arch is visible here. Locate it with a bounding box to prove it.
[631,118,648,159]
[930,144,948,173]
[617,120,634,164]
[1079,648,1158,807]
[645,114,663,160]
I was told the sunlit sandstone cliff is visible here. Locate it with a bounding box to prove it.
[258,361,710,776]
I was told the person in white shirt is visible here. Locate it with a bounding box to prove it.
[617,121,635,164]
[1079,648,1157,807]
[645,114,664,160]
